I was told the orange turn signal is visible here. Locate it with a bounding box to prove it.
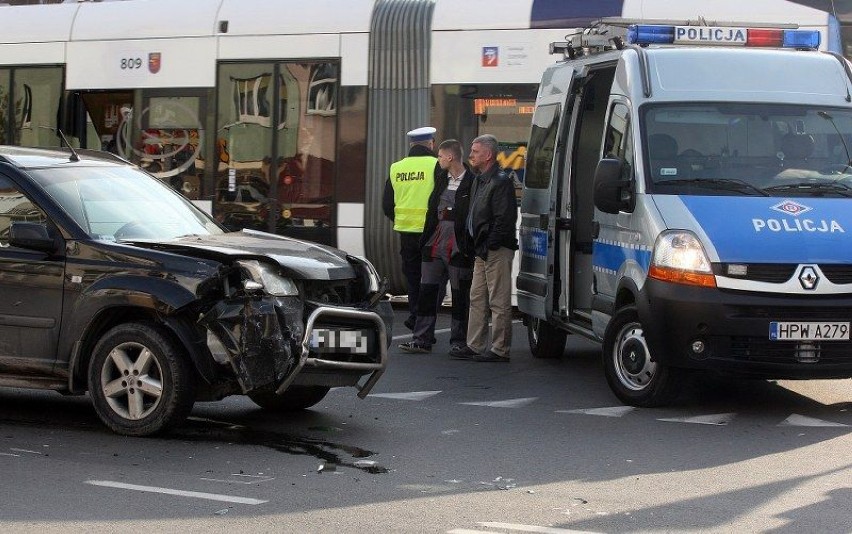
[649,265,716,288]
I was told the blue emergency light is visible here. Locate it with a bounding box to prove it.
[627,24,820,49]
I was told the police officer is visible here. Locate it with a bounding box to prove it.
[383,126,439,330]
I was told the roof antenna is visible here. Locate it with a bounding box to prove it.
[57,129,80,162]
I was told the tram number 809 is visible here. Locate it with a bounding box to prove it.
[120,58,143,70]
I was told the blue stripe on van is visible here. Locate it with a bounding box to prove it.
[593,240,652,273]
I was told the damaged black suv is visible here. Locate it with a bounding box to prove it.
[0,146,392,436]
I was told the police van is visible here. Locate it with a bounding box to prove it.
[517,19,852,406]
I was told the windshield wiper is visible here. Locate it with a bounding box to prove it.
[655,178,769,196]
[763,181,852,197]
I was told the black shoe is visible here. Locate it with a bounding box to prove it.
[473,350,510,363]
[449,345,478,360]
[399,341,431,354]
[404,317,415,331]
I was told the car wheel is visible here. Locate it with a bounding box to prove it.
[248,386,331,412]
[602,306,679,407]
[527,315,567,358]
[88,322,196,436]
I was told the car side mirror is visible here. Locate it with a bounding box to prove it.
[593,157,634,214]
[9,222,58,254]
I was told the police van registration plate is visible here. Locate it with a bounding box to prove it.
[769,322,851,341]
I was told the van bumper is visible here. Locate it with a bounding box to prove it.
[638,279,852,378]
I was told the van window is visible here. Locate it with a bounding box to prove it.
[524,103,561,189]
[643,103,852,197]
[604,102,633,181]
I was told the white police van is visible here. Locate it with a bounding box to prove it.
[517,19,852,406]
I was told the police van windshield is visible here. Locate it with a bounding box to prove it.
[643,103,852,197]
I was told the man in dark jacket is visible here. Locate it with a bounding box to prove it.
[399,139,474,353]
[450,134,518,363]
[382,127,439,331]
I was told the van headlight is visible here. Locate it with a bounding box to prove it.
[649,231,716,287]
[237,260,299,296]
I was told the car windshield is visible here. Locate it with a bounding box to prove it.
[29,165,225,241]
[643,103,852,197]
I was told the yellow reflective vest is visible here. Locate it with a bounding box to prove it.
[389,155,437,232]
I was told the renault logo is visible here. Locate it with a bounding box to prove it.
[799,266,819,290]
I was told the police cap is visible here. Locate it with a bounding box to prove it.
[407,126,436,142]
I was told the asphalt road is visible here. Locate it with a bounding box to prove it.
[1,306,851,533]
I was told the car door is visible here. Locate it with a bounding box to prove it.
[0,174,65,375]
[516,64,578,321]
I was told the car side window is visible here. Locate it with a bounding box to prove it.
[0,176,48,247]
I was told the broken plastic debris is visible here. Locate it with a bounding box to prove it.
[317,462,337,473]
[527,490,536,494]
[353,460,376,468]
[214,508,230,516]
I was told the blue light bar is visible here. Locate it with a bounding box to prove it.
[627,25,675,45]
[783,30,820,49]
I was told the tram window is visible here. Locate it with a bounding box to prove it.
[11,67,62,148]
[0,70,8,145]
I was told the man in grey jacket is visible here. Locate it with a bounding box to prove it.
[450,134,518,363]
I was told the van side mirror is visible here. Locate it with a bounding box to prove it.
[593,157,634,214]
[9,222,58,254]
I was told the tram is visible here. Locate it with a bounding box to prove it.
[0,0,846,291]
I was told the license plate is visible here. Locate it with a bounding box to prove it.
[769,322,851,341]
[309,328,370,354]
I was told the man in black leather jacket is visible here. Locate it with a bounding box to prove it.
[450,134,518,363]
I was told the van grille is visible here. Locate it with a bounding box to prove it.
[729,338,852,365]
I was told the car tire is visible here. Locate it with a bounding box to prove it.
[602,305,679,407]
[527,315,567,358]
[88,322,196,436]
[248,386,331,412]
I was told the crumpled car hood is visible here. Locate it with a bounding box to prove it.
[131,230,357,281]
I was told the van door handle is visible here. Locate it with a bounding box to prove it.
[556,217,571,230]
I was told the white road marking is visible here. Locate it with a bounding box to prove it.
[657,413,735,426]
[780,414,849,427]
[199,478,259,485]
[556,406,636,417]
[85,480,268,505]
[392,319,521,341]
[392,327,451,342]
[369,390,442,401]
[478,522,602,533]
[10,448,43,455]
[461,397,538,408]
[447,529,503,534]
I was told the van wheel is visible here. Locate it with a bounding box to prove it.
[88,322,196,436]
[527,315,567,358]
[602,306,679,407]
[248,386,331,412]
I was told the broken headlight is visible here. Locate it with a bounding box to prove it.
[349,255,382,294]
[236,259,299,297]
